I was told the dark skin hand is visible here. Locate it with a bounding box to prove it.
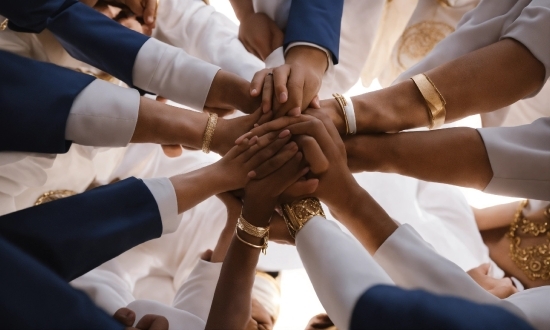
[113,307,169,330]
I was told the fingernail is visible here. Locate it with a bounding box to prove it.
[279,130,290,138]
[254,123,259,127]
[251,88,257,95]
[147,16,154,24]
[248,171,257,178]
[249,136,258,145]
[301,167,310,175]
[280,92,287,103]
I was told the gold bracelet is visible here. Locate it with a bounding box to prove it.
[201,113,218,153]
[410,73,446,129]
[237,211,269,238]
[0,18,8,31]
[332,93,350,135]
[281,197,326,238]
[235,228,268,255]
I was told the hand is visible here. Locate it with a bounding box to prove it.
[238,13,284,61]
[211,108,273,156]
[269,211,295,245]
[467,264,517,299]
[242,143,313,226]
[250,46,325,118]
[100,0,158,29]
[206,70,261,115]
[304,98,346,135]
[305,313,334,330]
[113,308,169,330]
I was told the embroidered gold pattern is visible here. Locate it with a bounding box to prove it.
[508,200,550,281]
[397,21,454,70]
[35,190,77,205]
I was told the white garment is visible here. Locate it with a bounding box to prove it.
[298,217,548,330]
[394,0,550,127]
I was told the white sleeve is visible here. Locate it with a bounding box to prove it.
[373,224,523,317]
[172,259,223,322]
[477,117,550,201]
[296,216,393,330]
[127,299,205,330]
[133,38,220,111]
[141,177,180,234]
[504,286,550,330]
[70,260,136,316]
[66,79,140,147]
[502,0,550,83]
[153,0,263,82]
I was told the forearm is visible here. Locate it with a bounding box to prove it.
[131,97,208,149]
[205,237,260,329]
[206,70,260,114]
[473,202,519,231]
[352,39,546,133]
[346,128,493,190]
[169,165,231,214]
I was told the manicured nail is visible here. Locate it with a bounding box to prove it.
[279,92,288,103]
[249,136,258,145]
[279,130,290,138]
[254,123,259,127]
[263,104,271,113]
[251,88,258,96]
[300,167,310,176]
[147,16,154,24]
[247,171,257,178]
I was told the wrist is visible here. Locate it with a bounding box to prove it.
[327,180,367,221]
[285,46,328,74]
[319,98,346,135]
[242,196,275,227]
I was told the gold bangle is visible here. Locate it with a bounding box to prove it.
[410,73,446,129]
[154,0,160,19]
[201,113,218,153]
[237,211,269,238]
[235,228,268,255]
[281,197,325,238]
[332,93,350,135]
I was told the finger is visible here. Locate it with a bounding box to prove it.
[262,73,274,113]
[277,67,304,118]
[479,263,491,275]
[256,109,274,125]
[250,69,271,97]
[271,153,310,196]
[240,115,310,143]
[240,130,289,163]
[283,178,319,200]
[125,0,144,16]
[135,314,169,330]
[309,95,321,109]
[113,308,136,327]
[284,118,336,155]
[272,65,290,104]
[308,110,344,146]
[161,145,183,158]
[225,137,251,159]
[250,141,298,179]
[293,135,329,174]
[143,0,157,26]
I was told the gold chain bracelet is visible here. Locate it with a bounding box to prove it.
[201,113,218,153]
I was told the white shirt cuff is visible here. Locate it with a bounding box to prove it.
[142,177,180,234]
[66,79,140,147]
[285,42,333,72]
[133,38,221,111]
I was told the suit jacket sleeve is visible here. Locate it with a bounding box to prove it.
[0,177,163,282]
[477,117,550,201]
[283,0,344,64]
[0,236,124,330]
[0,50,94,153]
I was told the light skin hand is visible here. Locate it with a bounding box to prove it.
[206,70,261,115]
[238,13,284,61]
[250,46,326,118]
[467,264,517,299]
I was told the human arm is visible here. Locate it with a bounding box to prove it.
[206,144,312,329]
[1,1,258,113]
[312,38,546,134]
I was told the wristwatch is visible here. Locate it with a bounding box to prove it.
[281,197,325,238]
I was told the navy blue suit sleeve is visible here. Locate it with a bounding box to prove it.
[0,177,163,282]
[0,237,124,330]
[351,285,534,330]
[0,50,95,153]
[284,0,344,64]
[0,1,149,86]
